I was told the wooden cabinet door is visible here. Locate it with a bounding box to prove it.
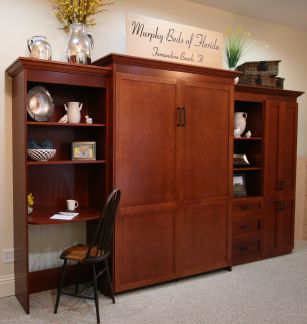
[114,72,178,291]
[264,100,297,196]
[115,72,177,207]
[175,80,231,274]
[263,196,294,257]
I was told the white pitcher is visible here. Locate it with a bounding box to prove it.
[234,112,248,136]
[64,102,83,123]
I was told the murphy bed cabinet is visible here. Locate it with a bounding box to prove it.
[94,54,237,292]
[233,85,303,265]
[8,55,304,311]
[6,58,111,313]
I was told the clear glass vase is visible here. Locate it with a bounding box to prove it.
[66,23,94,64]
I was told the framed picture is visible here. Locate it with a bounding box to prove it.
[233,173,247,197]
[72,141,96,160]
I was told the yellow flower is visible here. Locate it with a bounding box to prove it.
[27,193,34,207]
[51,0,113,32]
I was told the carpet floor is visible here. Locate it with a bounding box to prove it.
[1,241,307,324]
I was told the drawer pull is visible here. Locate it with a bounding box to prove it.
[240,224,250,230]
[276,201,285,212]
[241,205,253,210]
[239,246,249,252]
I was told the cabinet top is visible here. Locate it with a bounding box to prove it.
[93,53,241,80]
[6,57,112,78]
[235,84,304,98]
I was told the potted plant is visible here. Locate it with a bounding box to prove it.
[51,0,112,64]
[225,27,248,69]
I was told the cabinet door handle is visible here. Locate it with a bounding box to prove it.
[176,107,182,126]
[277,180,286,191]
[276,201,285,212]
[182,107,186,127]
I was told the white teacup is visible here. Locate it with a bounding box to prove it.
[67,199,79,211]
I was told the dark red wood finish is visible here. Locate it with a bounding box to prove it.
[94,54,236,292]
[6,58,111,313]
[234,85,303,265]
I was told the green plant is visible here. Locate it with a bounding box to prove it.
[225,28,248,69]
[51,0,112,32]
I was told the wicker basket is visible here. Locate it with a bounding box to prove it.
[238,75,284,89]
[27,149,56,161]
[236,60,281,76]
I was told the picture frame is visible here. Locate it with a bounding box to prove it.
[72,141,96,160]
[233,173,247,197]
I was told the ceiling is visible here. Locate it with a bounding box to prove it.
[187,0,307,32]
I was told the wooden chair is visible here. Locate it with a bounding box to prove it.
[54,189,121,323]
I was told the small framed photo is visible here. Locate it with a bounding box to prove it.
[233,174,247,197]
[72,141,96,160]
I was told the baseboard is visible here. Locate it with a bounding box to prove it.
[0,274,15,297]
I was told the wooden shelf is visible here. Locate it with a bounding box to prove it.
[233,195,262,200]
[27,159,107,165]
[234,167,262,171]
[27,122,106,127]
[28,207,101,224]
[234,137,262,141]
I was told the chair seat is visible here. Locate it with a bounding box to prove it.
[61,244,104,262]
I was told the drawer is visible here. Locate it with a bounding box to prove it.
[232,239,260,257]
[233,215,260,235]
[233,198,262,217]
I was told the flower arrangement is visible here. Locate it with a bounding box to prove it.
[51,0,112,32]
[225,27,249,69]
[28,193,34,207]
[27,193,35,214]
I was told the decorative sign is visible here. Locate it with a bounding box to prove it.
[126,14,223,68]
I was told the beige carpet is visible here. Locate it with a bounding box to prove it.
[1,241,307,323]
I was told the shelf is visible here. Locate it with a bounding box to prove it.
[28,160,107,165]
[233,195,262,200]
[234,167,262,171]
[234,137,262,141]
[27,122,106,127]
[28,207,101,224]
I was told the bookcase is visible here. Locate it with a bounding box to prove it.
[6,58,111,313]
[232,85,303,265]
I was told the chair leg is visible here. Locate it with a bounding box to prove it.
[93,263,100,324]
[54,259,68,314]
[75,262,81,295]
[104,259,115,304]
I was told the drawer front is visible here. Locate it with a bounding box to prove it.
[233,199,262,217]
[232,239,260,257]
[233,215,260,235]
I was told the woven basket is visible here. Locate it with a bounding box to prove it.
[236,60,281,76]
[238,75,284,89]
[27,149,56,161]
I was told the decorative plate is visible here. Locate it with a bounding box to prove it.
[27,86,54,121]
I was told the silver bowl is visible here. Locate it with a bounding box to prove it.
[27,86,54,121]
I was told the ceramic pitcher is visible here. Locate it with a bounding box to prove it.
[234,112,248,136]
[64,102,83,123]
[27,36,52,60]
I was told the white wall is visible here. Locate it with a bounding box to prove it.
[0,0,306,297]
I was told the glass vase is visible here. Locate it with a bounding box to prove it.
[66,23,94,64]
